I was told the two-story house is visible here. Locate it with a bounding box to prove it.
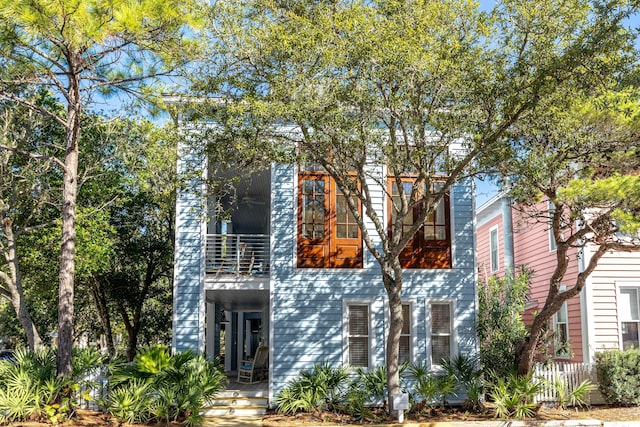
[476,193,640,364]
[172,143,479,403]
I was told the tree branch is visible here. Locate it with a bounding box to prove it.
[0,143,68,173]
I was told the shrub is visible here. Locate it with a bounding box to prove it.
[274,363,350,414]
[0,347,101,423]
[442,354,483,410]
[408,361,457,408]
[596,348,640,406]
[487,371,541,419]
[478,270,530,378]
[544,374,595,409]
[103,345,227,427]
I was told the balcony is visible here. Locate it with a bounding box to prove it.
[205,234,270,277]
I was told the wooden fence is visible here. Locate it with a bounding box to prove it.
[532,362,604,405]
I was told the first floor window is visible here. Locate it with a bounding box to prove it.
[430,302,453,366]
[619,288,640,350]
[553,286,570,357]
[399,304,412,364]
[347,304,370,367]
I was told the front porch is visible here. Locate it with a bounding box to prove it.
[204,286,270,375]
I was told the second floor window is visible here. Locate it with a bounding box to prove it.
[490,226,499,273]
[388,178,451,269]
[298,170,363,268]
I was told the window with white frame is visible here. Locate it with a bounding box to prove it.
[548,200,557,252]
[489,226,499,273]
[347,304,370,367]
[399,303,412,364]
[619,288,640,350]
[553,285,570,357]
[429,302,454,366]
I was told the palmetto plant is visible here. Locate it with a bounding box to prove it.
[274,363,350,414]
[102,345,227,427]
[0,348,65,422]
[488,371,542,419]
[408,361,457,408]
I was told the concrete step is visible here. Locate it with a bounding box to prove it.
[216,389,268,399]
[204,388,269,417]
[207,396,268,407]
[202,406,267,417]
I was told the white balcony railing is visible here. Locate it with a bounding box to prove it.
[205,234,270,277]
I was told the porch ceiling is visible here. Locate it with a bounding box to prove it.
[205,289,269,312]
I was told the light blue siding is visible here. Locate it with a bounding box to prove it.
[269,165,477,395]
[172,145,205,353]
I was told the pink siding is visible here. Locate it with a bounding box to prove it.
[476,213,504,282]
[511,204,584,362]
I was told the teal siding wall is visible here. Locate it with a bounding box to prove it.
[172,145,205,353]
[269,164,477,395]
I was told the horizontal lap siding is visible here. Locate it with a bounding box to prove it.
[589,250,640,351]
[476,213,503,280]
[172,147,205,353]
[270,166,477,395]
[512,204,583,362]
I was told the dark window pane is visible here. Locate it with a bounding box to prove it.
[431,304,450,334]
[349,337,369,366]
[622,322,639,350]
[349,305,368,335]
[399,336,410,364]
[432,336,450,365]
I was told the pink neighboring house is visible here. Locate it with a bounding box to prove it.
[476,193,640,364]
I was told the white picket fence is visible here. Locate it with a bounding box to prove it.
[532,362,604,405]
[77,368,109,410]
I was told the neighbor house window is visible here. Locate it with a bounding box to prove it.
[548,200,557,252]
[429,302,454,366]
[553,285,570,358]
[619,288,640,350]
[347,304,370,367]
[298,168,362,268]
[388,178,451,269]
[489,226,499,273]
[399,303,412,364]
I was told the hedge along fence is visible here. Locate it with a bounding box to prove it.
[532,362,605,406]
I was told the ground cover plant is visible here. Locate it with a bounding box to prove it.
[0,348,103,423]
[101,345,227,427]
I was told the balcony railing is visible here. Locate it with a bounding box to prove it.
[205,234,270,277]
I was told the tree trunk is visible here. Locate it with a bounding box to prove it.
[117,294,142,361]
[1,218,43,351]
[90,277,115,356]
[382,262,403,417]
[57,70,81,377]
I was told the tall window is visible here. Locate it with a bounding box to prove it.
[429,302,453,366]
[619,288,640,350]
[298,169,362,268]
[388,179,451,269]
[399,304,412,364]
[548,200,557,252]
[489,226,499,273]
[553,286,570,357]
[347,304,370,367]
